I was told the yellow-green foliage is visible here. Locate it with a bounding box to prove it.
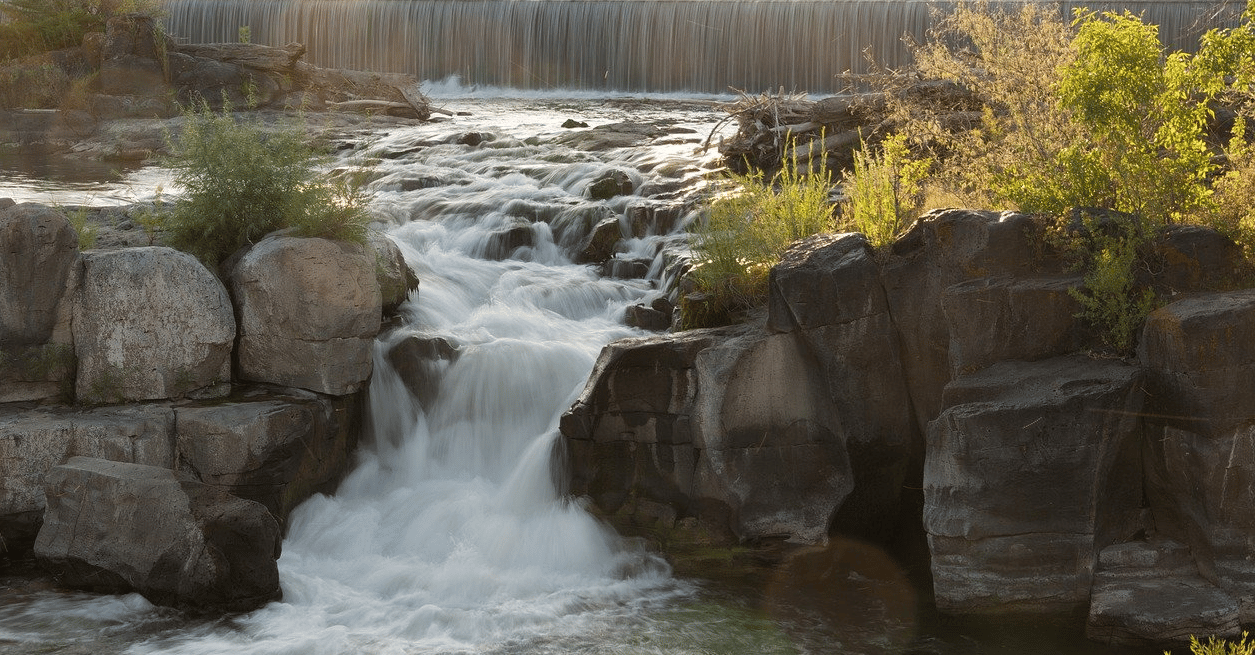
[888,0,1255,354]
[163,99,371,266]
[686,155,833,328]
[841,133,931,248]
[1170,632,1255,655]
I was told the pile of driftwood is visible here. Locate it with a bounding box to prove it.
[710,81,980,174]
[710,88,888,174]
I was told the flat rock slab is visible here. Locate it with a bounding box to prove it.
[1088,574,1240,646]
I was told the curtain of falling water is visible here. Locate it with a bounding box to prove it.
[163,0,1243,94]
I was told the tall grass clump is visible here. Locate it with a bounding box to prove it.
[164,98,370,266]
[841,133,931,248]
[685,153,833,328]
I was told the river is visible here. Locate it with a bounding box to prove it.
[0,91,1163,655]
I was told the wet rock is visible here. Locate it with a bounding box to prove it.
[554,121,669,150]
[367,232,419,317]
[0,405,174,555]
[881,209,1054,433]
[455,132,487,146]
[561,119,589,128]
[35,457,281,613]
[73,247,234,403]
[483,221,535,260]
[624,303,670,331]
[576,216,623,265]
[943,275,1086,376]
[385,335,460,410]
[231,235,382,396]
[587,170,634,200]
[924,355,1144,612]
[173,390,362,527]
[603,258,651,280]
[623,201,684,237]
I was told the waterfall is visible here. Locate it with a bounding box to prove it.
[163,0,1244,93]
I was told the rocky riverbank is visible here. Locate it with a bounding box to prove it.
[561,208,1255,648]
[0,199,417,612]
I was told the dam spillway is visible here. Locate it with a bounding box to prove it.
[162,0,1246,94]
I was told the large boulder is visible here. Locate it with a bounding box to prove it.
[767,233,915,538]
[924,355,1144,612]
[880,209,1056,433]
[173,389,362,528]
[99,14,171,98]
[0,405,174,554]
[73,247,234,403]
[35,457,281,612]
[230,236,382,396]
[1139,290,1255,613]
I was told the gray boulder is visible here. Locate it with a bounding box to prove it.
[0,405,174,554]
[174,390,362,527]
[367,232,419,317]
[35,457,281,612]
[924,355,1144,612]
[73,247,234,403]
[231,236,382,396]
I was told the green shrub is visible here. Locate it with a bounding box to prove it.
[1065,216,1158,354]
[163,99,371,266]
[841,133,930,248]
[684,154,833,328]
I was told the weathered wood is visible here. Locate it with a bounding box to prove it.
[175,42,306,72]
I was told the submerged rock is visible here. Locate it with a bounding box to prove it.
[35,457,281,613]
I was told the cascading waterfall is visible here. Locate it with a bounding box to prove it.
[163,0,1244,93]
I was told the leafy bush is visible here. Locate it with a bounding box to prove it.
[841,133,930,248]
[684,154,833,328]
[163,99,371,266]
[883,0,1255,353]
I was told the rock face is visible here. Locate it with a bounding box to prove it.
[231,235,382,396]
[0,405,174,553]
[35,457,281,613]
[1140,290,1255,611]
[880,209,1054,433]
[0,203,79,402]
[368,232,419,317]
[73,247,234,402]
[924,356,1145,612]
[1087,539,1241,646]
[766,233,915,537]
[174,390,362,526]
